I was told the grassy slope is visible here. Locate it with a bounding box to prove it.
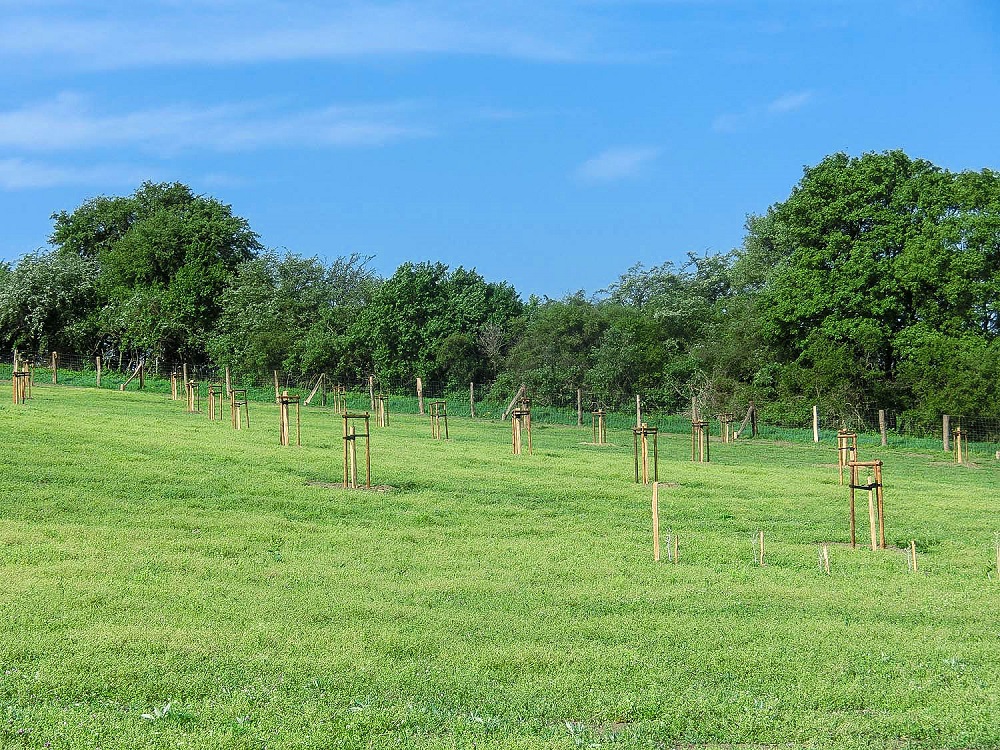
[0,385,998,749]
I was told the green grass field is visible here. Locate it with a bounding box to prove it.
[1,384,998,749]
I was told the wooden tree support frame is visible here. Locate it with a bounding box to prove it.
[330,385,347,413]
[430,400,449,440]
[691,420,710,463]
[230,388,250,430]
[592,409,607,445]
[512,400,532,455]
[278,391,301,446]
[343,412,372,489]
[836,430,858,485]
[848,460,885,551]
[953,426,969,464]
[207,384,224,420]
[633,423,658,484]
[375,394,389,428]
[186,380,200,413]
[718,412,735,444]
[11,369,30,405]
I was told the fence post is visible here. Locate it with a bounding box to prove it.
[417,377,424,415]
[879,409,887,447]
[51,352,58,384]
[273,370,279,403]
[812,405,819,443]
[96,356,102,387]
[943,415,950,452]
[470,382,476,418]
[225,366,231,396]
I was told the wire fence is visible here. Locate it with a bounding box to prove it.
[4,351,1000,459]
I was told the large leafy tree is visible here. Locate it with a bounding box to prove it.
[353,262,522,388]
[732,150,1000,416]
[208,252,377,379]
[50,181,262,363]
[0,251,100,355]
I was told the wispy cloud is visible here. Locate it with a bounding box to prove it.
[0,2,627,69]
[713,90,814,133]
[768,91,813,114]
[575,146,661,183]
[0,158,155,190]
[0,93,428,153]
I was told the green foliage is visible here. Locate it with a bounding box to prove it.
[355,262,522,387]
[0,251,100,354]
[50,181,263,362]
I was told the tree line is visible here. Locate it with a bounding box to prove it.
[3,150,1000,428]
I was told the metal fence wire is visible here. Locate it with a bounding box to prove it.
[4,351,999,458]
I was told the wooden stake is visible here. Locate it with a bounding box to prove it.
[274,370,280,403]
[879,409,887,447]
[943,414,950,452]
[910,540,918,573]
[417,377,424,415]
[812,404,819,443]
[636,394,641,428]
[225,367,231,396]
[652,482,660,562]
[368,375,375,410]
[867,483,878,552]
[183,363,188,387]
[51,351,58,384]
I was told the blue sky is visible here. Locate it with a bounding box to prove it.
[1,0,998,297]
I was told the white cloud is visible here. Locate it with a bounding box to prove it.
[0,158,154,190]
[713,90,814,133]
[768,91,813,114]
[575,146,661,183]
[0,93,428,153]
[0,2,610,69]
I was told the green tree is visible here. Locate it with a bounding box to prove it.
[0,251,100,355]
[50,182,262,363]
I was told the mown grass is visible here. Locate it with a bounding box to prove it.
[0,384,998,749]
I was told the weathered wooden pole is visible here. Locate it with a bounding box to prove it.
[652,482,660,562]
[469,382,475,418]
[96,356,102,387]
[417,377,424,415]
[812,405,819,443]
[879,409,887,447]
[225,367,231,396]
[51,352,58,384]
[943,415,950,452]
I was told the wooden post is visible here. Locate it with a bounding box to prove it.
[652,482,660,562]
[636,395,641,428]
[274,370,280,403]
[577,388,582,427]
[225,367,231,396]
[867,480,878,552]
[368,375,375,409]
[943,414,950,452]
[470,382,475,418]
[96,356,102,387]
[879,409,887,447]
[417,378,424,415]
[812,405,819,443]
[183,363,188,390]
[910,540,918,573]
[51,352,58,384]
[691,396,698,423]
